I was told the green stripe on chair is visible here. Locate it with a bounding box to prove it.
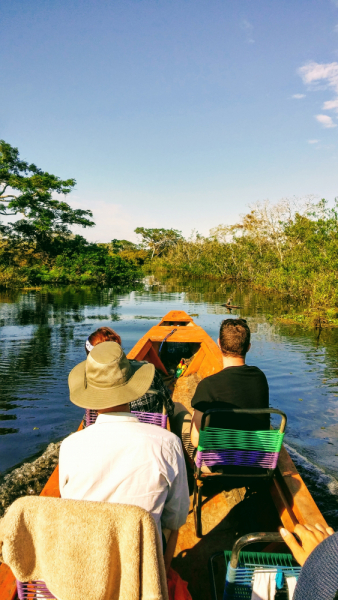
[198,428,284,453]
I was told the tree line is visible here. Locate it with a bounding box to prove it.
[0,140,184,287]
[2,140,338,321]
[155,197,338,318]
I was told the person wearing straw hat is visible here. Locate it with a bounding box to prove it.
[59,341,190,572]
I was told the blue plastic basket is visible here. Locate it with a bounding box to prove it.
[209,533,301,600]
[223,550,301,599]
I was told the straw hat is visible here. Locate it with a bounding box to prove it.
[68,341,155,409]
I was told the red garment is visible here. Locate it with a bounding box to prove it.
[167,568,192,600]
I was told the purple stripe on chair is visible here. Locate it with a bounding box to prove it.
[195,449,279,469]
[17,580,56,599]
[131,411,168,428]
[85,409,167,428]
[85,408,98,426]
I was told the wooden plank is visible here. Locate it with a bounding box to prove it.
[270,476,298,531]
[0,565,17,600]
[129,338,152,361]
[198,342,223,379]
[142,346,168,375]
[184,346,205,377]
[275,446,328,528]
[159,310,194,324]
[40,465,60,498]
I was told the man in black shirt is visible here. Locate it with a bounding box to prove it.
[171,318,269,465]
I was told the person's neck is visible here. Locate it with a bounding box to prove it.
[222,355,246,369]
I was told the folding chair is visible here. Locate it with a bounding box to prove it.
[209,531,301,599]
[193,408,287,537]
[85,408,168,428]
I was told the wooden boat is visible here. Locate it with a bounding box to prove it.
[0,310,328,600]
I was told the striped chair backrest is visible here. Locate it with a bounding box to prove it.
[85,409,167,429]
[195,428,284,469]
[195,407,286,472]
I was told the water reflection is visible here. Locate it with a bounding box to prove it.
[1,276,338,524]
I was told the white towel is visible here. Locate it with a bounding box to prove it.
[286,576,297,600]
[251,570,276,600]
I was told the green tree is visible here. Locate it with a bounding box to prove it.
[0,140,94,251]
[135,227,183,258]
[111,239,138,252]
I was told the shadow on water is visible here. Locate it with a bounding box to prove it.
[1,275,338,526]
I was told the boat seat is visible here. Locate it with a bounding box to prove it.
[85,408,168,428]
[209,531,301,600]
[193,408,287,537]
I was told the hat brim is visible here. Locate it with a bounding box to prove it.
[68,361,155,410]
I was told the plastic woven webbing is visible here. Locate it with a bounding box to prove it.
[222,551,301,600]
[195,449,279,469]
[86,409,98,426]
[131,411,168,428]
[17,580,56,599]
[198,428,284,453]
[85,409,167,428]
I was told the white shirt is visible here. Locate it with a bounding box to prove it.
[59,413,190,539]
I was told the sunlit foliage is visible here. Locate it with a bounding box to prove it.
[157,198,338,309]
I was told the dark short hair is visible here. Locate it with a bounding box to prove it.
[219,319,250,357]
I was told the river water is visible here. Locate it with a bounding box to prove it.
[1,274,338,526]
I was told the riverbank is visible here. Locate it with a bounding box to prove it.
[0,237,143,288]
[150,199,338,325]
[148,265,338,329]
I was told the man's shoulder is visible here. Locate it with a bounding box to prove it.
[138,424,183,455]
[60,427,90,455]
[61,426,91,444]
[141,424,181,446]
[205,365,266,378]
[195,365,268,392]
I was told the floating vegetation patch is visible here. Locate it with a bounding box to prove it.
[134,316,161,320]
[86,314,121,321]
[0,442,61,517]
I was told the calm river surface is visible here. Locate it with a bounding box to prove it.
[1,274,338,525]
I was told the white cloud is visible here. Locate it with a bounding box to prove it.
[308,139,319,144]
[316,114,337,128]
[299,61,338,93]
[323,98,338,111]
[298,61,338,130]
[334,24,338,32]
[292,94,305,99]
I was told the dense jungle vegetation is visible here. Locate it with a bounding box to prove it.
[153,197,338,324]
[0,140,141,286]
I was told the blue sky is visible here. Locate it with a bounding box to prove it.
[1,0,338,241]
